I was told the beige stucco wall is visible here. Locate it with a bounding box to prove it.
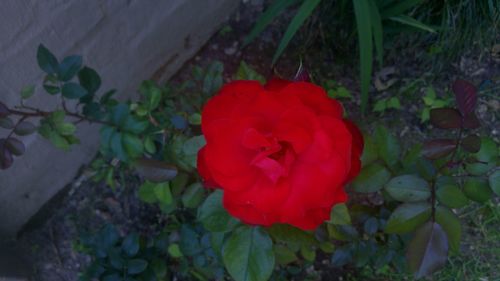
[0,0,238,239]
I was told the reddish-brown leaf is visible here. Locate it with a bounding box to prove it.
[407,222,449,279]
[0,140,14,169]
[0,102,9,118]
[462,112,480,129]
[461,134,481,153]
[430,108,462,129]
[422,139,457,160]
[452,80,477,115]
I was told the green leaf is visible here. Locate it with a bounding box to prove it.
[188,113,202,125]
[78,66,101,94]
[329,203,351,225]
[435,206,461,253]
[138,181,158,204]
[465,138,498,175]
[389,15,436,33]
[102,274,122,281]
[374,125,400,168]
[181,182,205,209]
[139,81,162,111]
[122,233,140,257]
[110,132,128,161]
[463,178,493,203]
[489,170,500,196]
[0,117,14,129]
[368,0,383,65]
[436,184,468,208]
[154,182,173,205]
[37,44,59,74]
[384,175,431,202]
[406,221,448,279]
[381,0,423,18]
[198,190,239,232]
[300,245,316,262]
[351,163,391,193]
[222,226,275,281]
[243,0,300,46]
[274,245,298,265]
[127,259,148,275]
[55,122,76,136]
[62,82,88,99]
[122,133,143,159]
[168,244,183,258]
[267,224,317,246]
[234,61,266,84]
[360,135,378,166]
[57,55,83,81]
[385,202,431,234]
[272,0,321,64]
[21,85,35,99]
[353,0,373,113]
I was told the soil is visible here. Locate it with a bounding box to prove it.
[12,1,500,281]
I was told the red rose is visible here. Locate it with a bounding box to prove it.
[197,79,363,230]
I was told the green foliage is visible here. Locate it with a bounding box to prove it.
[246,0,434,112]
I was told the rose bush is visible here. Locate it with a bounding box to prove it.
[197,79,363,230]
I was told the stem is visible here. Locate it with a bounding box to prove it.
[8,108,112,126]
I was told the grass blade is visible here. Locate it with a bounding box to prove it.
[368,0,383,66]
[272,0,322,65]
[243,0,301,46]
[353,0,373,113]
[381,0,423,18]
[389,15,436,33]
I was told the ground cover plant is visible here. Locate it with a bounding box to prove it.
[0,38,498,281]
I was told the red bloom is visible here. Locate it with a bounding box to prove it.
[197,79,363,230]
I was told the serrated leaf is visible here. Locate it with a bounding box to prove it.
[385,202,431,234]
[422,139,456,160]
[435,206,461,253]
[407,222,448,279]
[436,184,468,208]
[430,108,462,129]
[37,44,59,74]
[452,80,477,115]
[198,190,239,232]
[134,158,177,183]
[385,175,431,202]
[489,170,500,196]
[14,121,37,136]
[463,178,492,203]
[461,134,481,153]
[222,226,275,281]
[62,82,88,99]
[329,203,351,225]
[351,163,391,193]
[57,55,82,81]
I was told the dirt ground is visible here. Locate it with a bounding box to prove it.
[11,1,500,281]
